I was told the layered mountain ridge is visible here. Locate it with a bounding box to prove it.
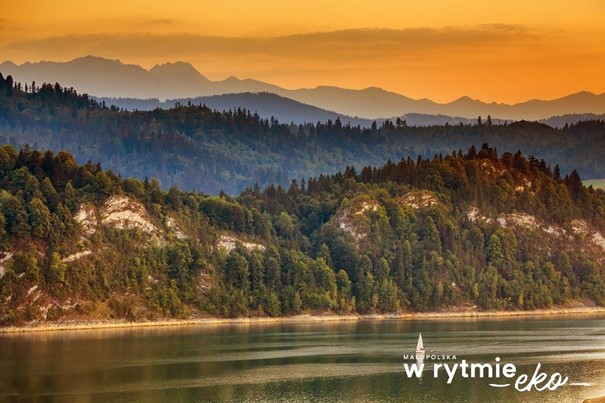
[3,56,605,122]
[1,75,604,195]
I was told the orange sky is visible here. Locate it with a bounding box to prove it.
[1,0,605,103]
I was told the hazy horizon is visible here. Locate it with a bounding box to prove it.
[2,1,605,104]
[3,55,605,106]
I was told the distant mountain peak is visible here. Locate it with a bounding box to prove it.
[71,55,125,66]
[560,91,598,100]
[150,61,196,72]
[363,86,386,92]
[2,55,605,121]
[0,60,17,68]
[149,61,210,83]
[77,54,118,61]
[222,76,241,83]
[570,90,595,96]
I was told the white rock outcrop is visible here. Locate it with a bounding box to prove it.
[400,191,438,209]
[217,235,265,253]
[74,196,160,236]
[571,219,605,252]
[467,207,605,254]
[497,212,538,230]
[74,205,96,236]
[467,206,493,224]
[0,252,13,279]
[62,250,92,263]
[100,196,158,234]
[165,217,187,240]
[335,200,380,241]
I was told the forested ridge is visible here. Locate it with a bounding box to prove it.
[1,74,605,195]
[1,139,604,325]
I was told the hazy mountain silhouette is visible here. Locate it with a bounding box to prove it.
[0,56,214,99]
[2,56,605,121]
[100,92,373,126]
[538,113,605,128]
[99,94,480,127]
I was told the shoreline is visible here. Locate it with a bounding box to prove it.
[2,306,604,334]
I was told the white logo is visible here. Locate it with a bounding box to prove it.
[403,334,591,392]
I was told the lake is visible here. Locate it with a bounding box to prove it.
[1,315,604,402]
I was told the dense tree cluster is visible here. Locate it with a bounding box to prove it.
[0,143,604,325]
[1,74,605,195]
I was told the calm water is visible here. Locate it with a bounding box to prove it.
[1,316,605,402]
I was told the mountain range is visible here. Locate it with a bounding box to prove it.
[98,93,375,127]
[97,93,488,127]
[2,56,605,123]
[2,73,605,196]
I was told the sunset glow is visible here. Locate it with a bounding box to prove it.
[2,0,605,103]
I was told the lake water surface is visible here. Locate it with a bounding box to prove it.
[1,315,605,402]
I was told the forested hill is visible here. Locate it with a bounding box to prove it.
[1,74,605,195]
[0,144,604,325]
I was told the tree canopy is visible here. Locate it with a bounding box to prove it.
[1,74,604,195]
[1,143,604,325]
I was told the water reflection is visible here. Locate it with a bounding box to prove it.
[0,315,604,402]
[416,356,425,383]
